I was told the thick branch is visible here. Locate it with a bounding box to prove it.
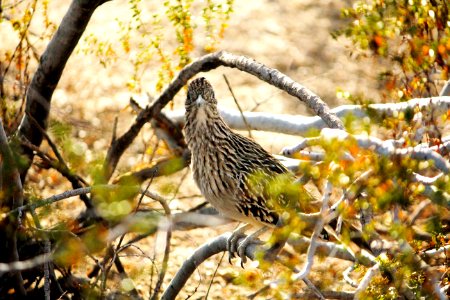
[165,96,450,136]
[103,51,342,180]
[17,0,110,179]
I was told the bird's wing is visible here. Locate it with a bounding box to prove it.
[230,132,316,214]
[229,132,289,175]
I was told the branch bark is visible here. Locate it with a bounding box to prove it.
[165,96,450,136]
[103,51,342,181]
[17,0,110,180]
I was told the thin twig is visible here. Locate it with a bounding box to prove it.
[343,265,358,288]
[0,253,50,273]
[354,264,380,299]
[21,116,92,209]
[292,180,333,281]
[205,251,226,299]
[29,208,51,300]
[223,74,252,138]
[149,188,172,300]
[7,187,92,218]
[408,199,433,226]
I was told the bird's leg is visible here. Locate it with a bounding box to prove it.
[227,223,252,264]
[237,226,266,267]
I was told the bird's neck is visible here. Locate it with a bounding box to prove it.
[184,106,229,143]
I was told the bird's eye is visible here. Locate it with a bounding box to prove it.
[186,90,196,105]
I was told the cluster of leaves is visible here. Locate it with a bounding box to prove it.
[334,0,450,100]
[80,0,234,94]
[237,104,449,298]
[0,0,56,133]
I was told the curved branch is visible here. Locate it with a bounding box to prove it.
[103,50,342,180]
[162,224,367,300]
[161,233,238,300]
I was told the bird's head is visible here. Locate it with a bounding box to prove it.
[186,77,217,111]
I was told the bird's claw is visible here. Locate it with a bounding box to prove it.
[227,232,264,267]
[227,230,247,265]
[237,236,263,267]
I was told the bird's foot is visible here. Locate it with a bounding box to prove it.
[227,228,247,265]
[236,235,263,267]
[228,226,267,267]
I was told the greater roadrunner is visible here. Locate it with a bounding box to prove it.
[184,77,312,263]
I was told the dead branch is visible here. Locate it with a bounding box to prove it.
[284,128,450,174]
[293,180,333,281]
[104,50,343,181]
[0,253,50,274]
[223,74,253,138]
[148,190,172,300]
[165,96,450,136]
[439,80,450,96]
[162,227,368,300]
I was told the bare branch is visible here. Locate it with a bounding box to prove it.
[161,233,236,300]
[223,74,253,138]
[354,263,380,299]
[343,265,358,288]
[285,128,450,174]
[6,187,92,218]
[292,180,332,281]
[104,50,342,180]
[0,253,50,273]
[411,172,444,185]
[408,199,433,226]
[147,190,172,300]
[165,96,450,136]
[421,245,450,257]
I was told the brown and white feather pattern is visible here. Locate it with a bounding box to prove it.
[184,77,294,227]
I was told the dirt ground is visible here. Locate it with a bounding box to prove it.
[2,0,387,298]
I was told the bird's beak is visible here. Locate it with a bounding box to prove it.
[195,95,206,107]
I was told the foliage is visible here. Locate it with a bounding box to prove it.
[0,0,56,133]
[1,0,448,299]
[334,0,450,101]
[80,0,233,93]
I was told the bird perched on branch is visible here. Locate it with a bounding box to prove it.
[184,77,314,264]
